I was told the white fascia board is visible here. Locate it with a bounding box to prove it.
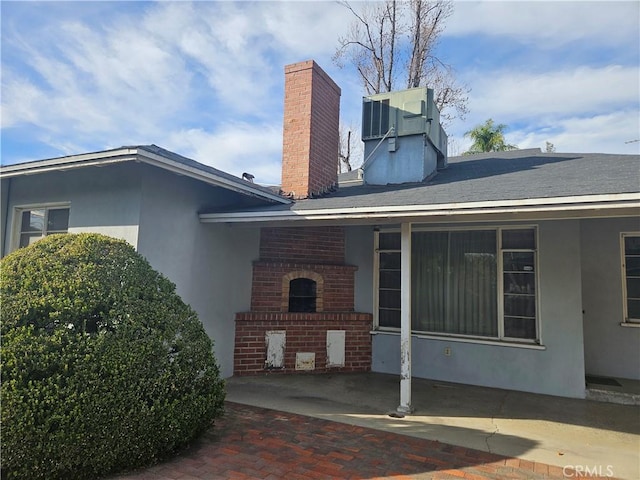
[0,148,138,178]
[136,150,290,205]
[199,193,640,223]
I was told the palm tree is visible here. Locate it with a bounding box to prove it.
[464,119,517,154]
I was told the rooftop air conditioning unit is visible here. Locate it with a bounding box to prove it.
[361,87,448,185]
[362,87,442,147]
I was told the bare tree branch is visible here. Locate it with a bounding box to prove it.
[335,0,469,123]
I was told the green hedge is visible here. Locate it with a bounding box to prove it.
[1,234,225,480]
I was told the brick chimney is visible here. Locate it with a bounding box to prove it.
[281,60,341,199]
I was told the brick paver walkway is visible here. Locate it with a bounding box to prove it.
[113,402,607,480]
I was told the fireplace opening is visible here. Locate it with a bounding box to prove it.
[288,278,317,312]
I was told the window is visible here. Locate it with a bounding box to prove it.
[502,229,537,338]
[622,234,640,323]
[376,227,538,342]
[377,232,402,327]
[15,206,69,248]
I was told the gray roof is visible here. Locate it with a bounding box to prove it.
[136,145,285,200]
[337,168,364,186]
[201,149,640,221]
[200,149,639,220]
[1,144,289,205]
[4,145,638,220]
[280,149,638,212]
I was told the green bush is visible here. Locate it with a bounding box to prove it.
[1,233,225,480]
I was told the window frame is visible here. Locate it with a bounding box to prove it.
[373,225,540,345]
[621,232,640,325]
[11,203,71,252]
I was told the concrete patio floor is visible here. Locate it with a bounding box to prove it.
[226,372,640,480]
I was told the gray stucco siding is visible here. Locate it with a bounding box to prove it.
[2,164,142,254]
[136,166,260,378]
[581,217,640,380]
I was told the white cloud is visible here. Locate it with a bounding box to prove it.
[460,65,639,124]
[1,76,45,127]
[443,2,640,157]
[167,121,284,185]
[2,5,194,137]
[1,0,361,167]
[150,2,279,115]
[1,1,290,157]
[262,1,353,59]
[447,1,639,48]
[511,110,640,154]
[448,64,639,154]
[1,0,638,168]
[451,109,640,156]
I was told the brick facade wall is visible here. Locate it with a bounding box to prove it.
[251,262,356,312]
[259,226,345,264]
[252,227,352,312]
[281,60,340,199]
[234,313,372,375]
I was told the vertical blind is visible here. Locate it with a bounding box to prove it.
[412,231,497,336]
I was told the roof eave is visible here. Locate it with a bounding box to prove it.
[136,149,290,204]
[199,193,640,224]
[0,148,139,177]
[0,147,291,205]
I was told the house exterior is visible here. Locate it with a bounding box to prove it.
[0,145,288,378]
[2,60,639,404]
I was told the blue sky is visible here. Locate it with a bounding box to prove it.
[2,0,639,185]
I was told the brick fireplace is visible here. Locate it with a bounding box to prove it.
[233,60,372,376]
[234,226,372,375]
